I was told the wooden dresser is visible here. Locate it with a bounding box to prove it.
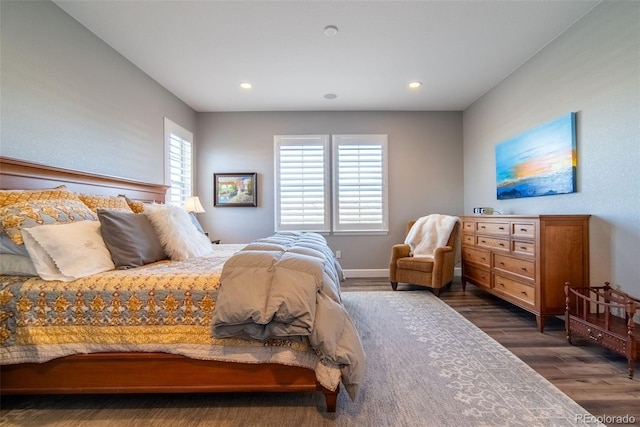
[461,215,590,332]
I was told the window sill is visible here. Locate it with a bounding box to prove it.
[331,230,389,236]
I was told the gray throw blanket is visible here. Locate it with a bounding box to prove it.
[212,232,365,399]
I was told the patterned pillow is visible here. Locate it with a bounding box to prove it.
[78,194,133,213]
[0,199,98,245]
[119,195,145,214]
[0,186,79,207]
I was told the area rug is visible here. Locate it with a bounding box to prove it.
[0,291,601,427]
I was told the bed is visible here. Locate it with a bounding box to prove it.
[0,156,364,412]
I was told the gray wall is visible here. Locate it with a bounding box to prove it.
[463,1,640,295]
[0,0,196,184]
[196,111,464,273]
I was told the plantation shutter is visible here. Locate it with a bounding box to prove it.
[274,135,330,232]
[333,135,388,233]
[165,118,193,207]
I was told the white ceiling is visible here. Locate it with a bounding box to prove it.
[54,0,600,113]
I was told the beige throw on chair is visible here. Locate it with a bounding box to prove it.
[404,214,460,257]
[390,214,461,296]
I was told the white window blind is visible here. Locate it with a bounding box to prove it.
[164,118,193,206]
[274,135,330,232]
[332,135,388,233]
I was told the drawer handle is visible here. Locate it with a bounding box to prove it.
[481,257,486,261]
[521,267,528,272]
[520,228,527,232]
[480,240,486,244]
[520,246,528,251]
[498,243,505,247]
[587,328,603,342]
[498,226,505,230]
[480,225,486,229]
[499,261,505,266]
[521,291,528,296]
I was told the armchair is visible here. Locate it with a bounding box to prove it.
[389,215,460,296]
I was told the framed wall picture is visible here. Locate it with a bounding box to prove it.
[495,112,577,200]
[213,173,257,207]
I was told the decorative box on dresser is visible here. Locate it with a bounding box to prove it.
[461,215,590,332]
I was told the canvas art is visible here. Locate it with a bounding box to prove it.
[496,113,576,200]
[213,173,257,207]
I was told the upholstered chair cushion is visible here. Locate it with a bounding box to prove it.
[396,257,435,273]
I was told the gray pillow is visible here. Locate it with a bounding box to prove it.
[97,209,167,269]
[0,254,38,276]
[0,231,29,256]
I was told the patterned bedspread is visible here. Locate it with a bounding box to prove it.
[0,243,342,391]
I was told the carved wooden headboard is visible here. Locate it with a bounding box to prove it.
[0,156,168,203]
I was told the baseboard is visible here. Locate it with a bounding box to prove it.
[343,269,389,278]
[343,267,462,279]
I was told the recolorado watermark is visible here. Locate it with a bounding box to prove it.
[576,414,636,424]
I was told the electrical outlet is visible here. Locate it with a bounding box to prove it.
[335,250,342,259]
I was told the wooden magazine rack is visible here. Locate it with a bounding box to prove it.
[565,282,639,379]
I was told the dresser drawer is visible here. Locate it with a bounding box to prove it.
[512,240,536,257]
[476,235,509,251]
[464,265,491,289]
[494,254,535,280]
[462,221,475,233]
[493,274,535,307]
[462,246,490,267]
[476,221,509,235]
[512,222,536,238]
[462,233,475,246]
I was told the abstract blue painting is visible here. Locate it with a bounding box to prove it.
[496,113,576,200]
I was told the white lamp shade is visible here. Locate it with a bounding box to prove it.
[184,196,205,213]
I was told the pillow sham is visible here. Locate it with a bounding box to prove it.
[0,186,75,207]
[144,204,214,261]
[119,195,145,214]
[78,194,133,213]
[22,220,115,281]
[97,209,167,269]
[0,199,98,245]
[0,254,38,276]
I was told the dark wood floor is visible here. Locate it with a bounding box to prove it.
[342,277,640,427]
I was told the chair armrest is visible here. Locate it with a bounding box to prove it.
[433,245,453,260]
[432,245,454,286]
[389,244,411,282]
[390,244,411,262]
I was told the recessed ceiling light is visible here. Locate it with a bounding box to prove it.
[324,93,338,100]
[324,25,339,36]
[240,82,252,89]
[409,81,422,89]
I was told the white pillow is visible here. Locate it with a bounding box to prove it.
[22,220,115,281]
[144,204,214,261]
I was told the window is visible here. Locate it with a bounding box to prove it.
[274,134,388,234]
[164,118,194,206]
[274,135,330,232]
[332,135,388,233]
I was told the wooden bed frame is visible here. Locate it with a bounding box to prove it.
[0,156,339,412]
